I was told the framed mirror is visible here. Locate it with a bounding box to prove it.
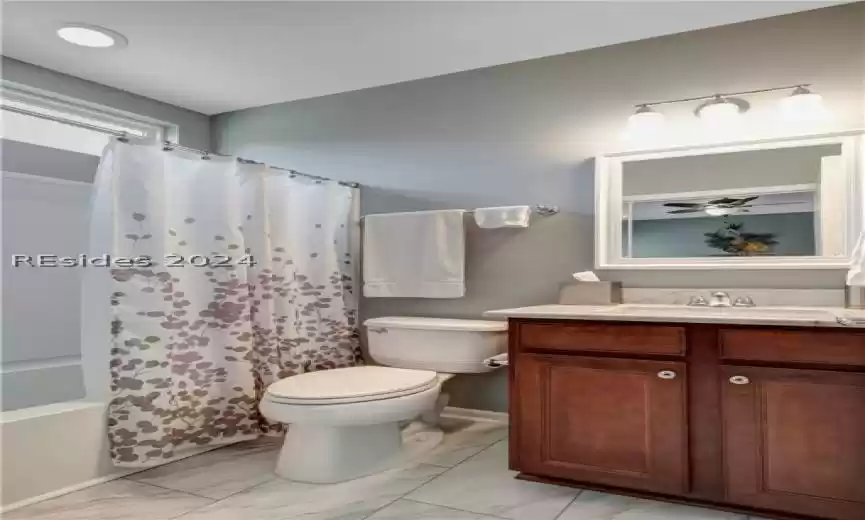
[595,131,864,269]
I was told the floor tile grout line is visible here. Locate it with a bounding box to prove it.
[401,437,505,494]
[162,470,283,519]
[171,435,504,520]
[383,439,518,519]
[400,497,515,520]
[170,474,284,519]
[355,438,509,520]
[420,437,509,468]
[551,489,584,520]
[122,479,219,501]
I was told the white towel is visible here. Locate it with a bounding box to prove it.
[473,206,531,228]
[848,233,865,286]
[363,210,466,298]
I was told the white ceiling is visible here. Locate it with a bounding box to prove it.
[2,1,842,115]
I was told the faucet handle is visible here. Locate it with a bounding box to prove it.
[688,296,709,307]
[732,296,756,307]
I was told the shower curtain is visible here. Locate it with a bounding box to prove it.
[90,139,361,467]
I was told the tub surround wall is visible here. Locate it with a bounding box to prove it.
[212,3,865,412]
[1,143,99,411]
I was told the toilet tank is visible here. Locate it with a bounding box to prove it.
[364,317,508,373]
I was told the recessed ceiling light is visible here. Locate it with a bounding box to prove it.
[57,23,127,48]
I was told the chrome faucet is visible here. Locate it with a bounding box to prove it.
[732,296,756,307]
[687,292,756,307]
[687,296,709,307]
[708,292,732,307]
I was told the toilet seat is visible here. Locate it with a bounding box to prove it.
[265,365,439,405]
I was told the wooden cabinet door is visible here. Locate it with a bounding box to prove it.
[514,354,689,494]
[722,366,865,520]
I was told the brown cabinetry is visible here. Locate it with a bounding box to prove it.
[509,319,865,520]
[515,354,688,494]
[722,366,865,520]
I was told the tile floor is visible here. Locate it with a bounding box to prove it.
[7,416,770,520]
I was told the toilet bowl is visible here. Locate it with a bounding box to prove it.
[260,317,507,483]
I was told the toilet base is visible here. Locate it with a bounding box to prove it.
[276,422,404,483]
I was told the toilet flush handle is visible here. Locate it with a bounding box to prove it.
[484,353,509,368]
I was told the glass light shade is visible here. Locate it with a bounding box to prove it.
[698,99,742,127]
[57,25,126,48]
[779,88,825,122]
[626,107,665,136]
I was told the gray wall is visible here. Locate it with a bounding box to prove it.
[2,57,211,151]
[212,4,865,411]
[631,213,816,258]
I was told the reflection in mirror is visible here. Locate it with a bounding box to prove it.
[621,144,844,259]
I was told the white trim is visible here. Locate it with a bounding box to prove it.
[605,129,865,158]
[1,171,93,187]
[442,406,509,424]
[595,130,864,270]
[0,80,178,141]
[622,183,818,203]
[0,355,81,374]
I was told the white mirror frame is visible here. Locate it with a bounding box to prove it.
[595,130,864,270]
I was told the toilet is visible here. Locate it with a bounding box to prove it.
[259,316,508,483]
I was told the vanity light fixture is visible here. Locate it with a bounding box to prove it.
[696,95,748,128]
[57,23,128,48]
[779,85,825,122]
[626,105,665,136]
[628,84,821,135]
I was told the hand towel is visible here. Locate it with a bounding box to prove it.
[363,210,466,298]
[473,206,531,228]
[848,232,865,286]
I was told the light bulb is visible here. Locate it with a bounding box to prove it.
[779,86,825,122]
[698,96,742,129]
[705,207,732,216]
[57,24,127,48]
[625,105,665,139]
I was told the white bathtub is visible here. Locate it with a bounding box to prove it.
[0,400,133,512]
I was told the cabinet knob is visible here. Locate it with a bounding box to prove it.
[729,375,750,385]
[657,370,677,380]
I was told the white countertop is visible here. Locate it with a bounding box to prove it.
[484,304,865,329]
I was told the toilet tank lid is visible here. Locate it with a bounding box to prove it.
[364,317,508,332]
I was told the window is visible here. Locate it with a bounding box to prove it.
[0,81,177,156]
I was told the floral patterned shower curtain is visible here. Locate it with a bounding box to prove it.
[93,139,361,467]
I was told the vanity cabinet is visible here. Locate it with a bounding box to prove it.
[509,319,865,520]
[515,354,688,495]
[721,366,865,520]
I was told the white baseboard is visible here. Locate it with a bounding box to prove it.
[442,406,509,424]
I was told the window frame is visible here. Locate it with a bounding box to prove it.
[1,80,178,143]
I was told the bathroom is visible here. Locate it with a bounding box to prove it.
[1,1,864,519]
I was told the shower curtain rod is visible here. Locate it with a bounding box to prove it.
[1,103,361,189]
